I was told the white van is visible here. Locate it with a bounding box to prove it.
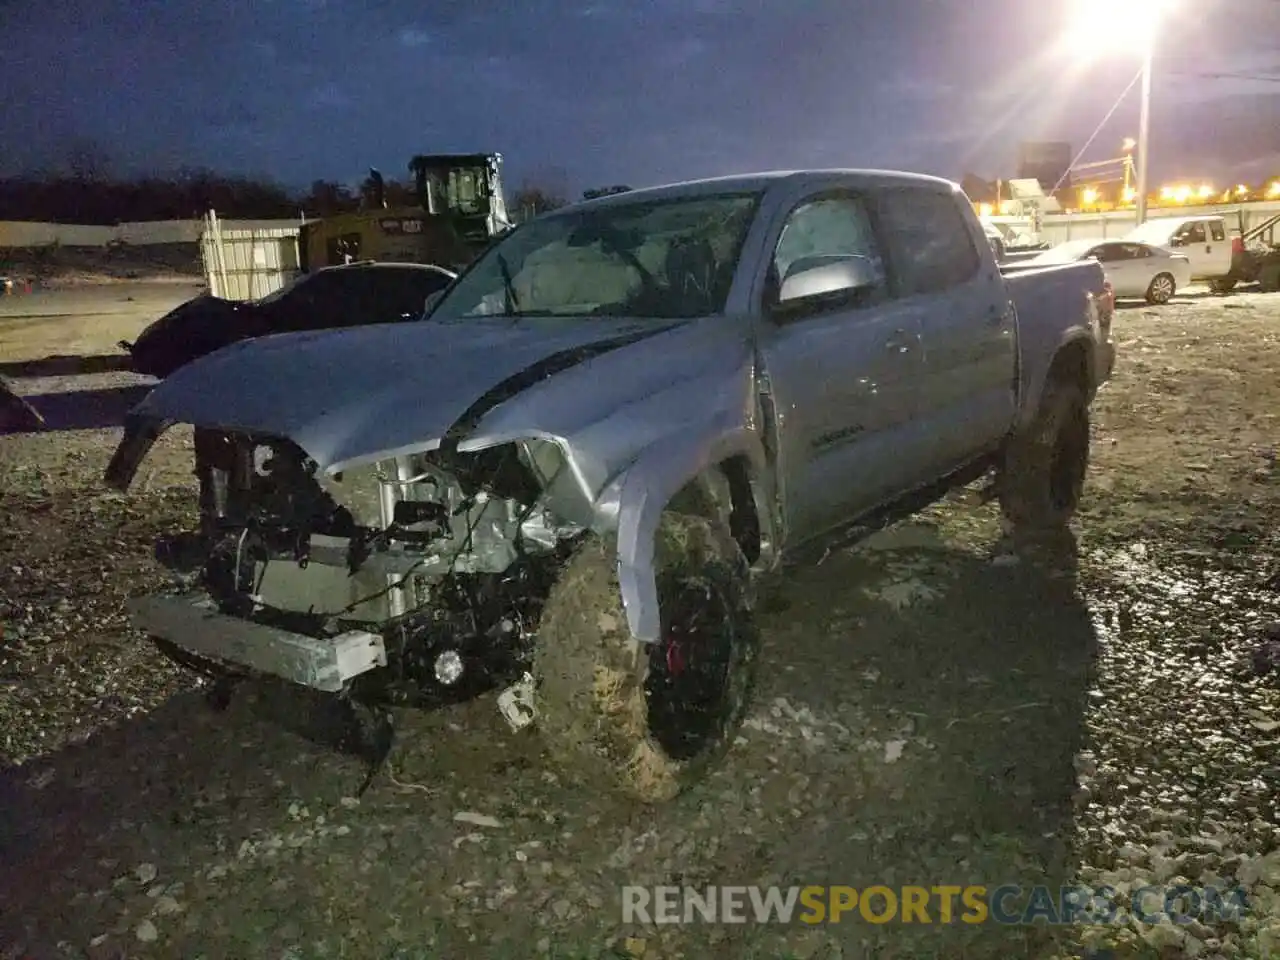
[1124,215,1234,288]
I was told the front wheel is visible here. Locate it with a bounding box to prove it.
[533,513,759,803]
[1207,276,1237,294]
[1146,272,1176,304]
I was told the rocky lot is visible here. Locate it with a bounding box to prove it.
[1,284,1279,959]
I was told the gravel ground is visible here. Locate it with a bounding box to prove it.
[1,285,1279,959]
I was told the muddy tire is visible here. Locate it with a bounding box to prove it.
[533,513,759,804]
[1146,272,1176,304]
[998,379,1090,533]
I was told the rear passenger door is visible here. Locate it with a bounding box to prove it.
[1204,219,1231,276]
[1173,221,1210,277]
[1090,243,1138,296]
[872,186,1016,477]
[753,189,928,543]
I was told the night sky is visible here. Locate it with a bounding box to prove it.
[3,0,1279,194]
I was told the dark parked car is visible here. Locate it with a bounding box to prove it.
[122,261,457,378]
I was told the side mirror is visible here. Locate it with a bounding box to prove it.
[1169,236,1185,247]
[776,256,879,312]
[423,290,444,315]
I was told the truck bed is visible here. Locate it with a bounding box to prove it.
[999,258,1112,420]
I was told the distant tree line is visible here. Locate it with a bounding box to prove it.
[0,168,574,225]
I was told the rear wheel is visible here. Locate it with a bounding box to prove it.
[1208,276,1237,294]
[1146,272,1175,304]
[533,512,759,803]
[999,379,1090,534]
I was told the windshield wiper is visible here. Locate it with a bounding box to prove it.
[496,252,519,315]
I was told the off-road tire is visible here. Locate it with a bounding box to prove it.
[1146,272,1176,304]
[999,380,1090,533]
[533,512,759,804]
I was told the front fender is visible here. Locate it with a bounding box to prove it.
[601,416,767,643]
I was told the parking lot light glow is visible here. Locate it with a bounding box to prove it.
[1071,0,1170,54]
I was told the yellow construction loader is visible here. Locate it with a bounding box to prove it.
[298,153,513,272]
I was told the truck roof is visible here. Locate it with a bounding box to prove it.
[559,169,960,212]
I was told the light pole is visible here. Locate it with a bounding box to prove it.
[1134,46,1154,225]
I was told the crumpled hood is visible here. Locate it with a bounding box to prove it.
[131,317,689,471]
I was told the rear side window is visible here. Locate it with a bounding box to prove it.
[375,270,453,316]
[875,188,981,296]
[1210,221,1226,242]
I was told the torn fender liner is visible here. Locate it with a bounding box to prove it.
[104,413,165,490]
[440,322,687,448]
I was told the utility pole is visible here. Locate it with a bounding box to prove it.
[1135,46,1153,225]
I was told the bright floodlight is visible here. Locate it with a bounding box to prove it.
[1072,0,1171,54]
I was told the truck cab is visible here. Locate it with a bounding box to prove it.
[1124,214,1233,283]
[409,153,513,248]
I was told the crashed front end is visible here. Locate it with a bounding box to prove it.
[107,418,586,702]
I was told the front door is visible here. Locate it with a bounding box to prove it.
[1172,220,1211,277]
[753,189,926,545]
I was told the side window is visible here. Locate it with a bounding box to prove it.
[1210,221,1226,242]
[325,233,363,266]
[874,188,981,296]
[381,271,451,317]
[1127,244,1150,258]
[1185,222,1207,244]
[1088,246,1115,262]
[769,194,886,304]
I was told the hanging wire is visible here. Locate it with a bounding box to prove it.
[1049,66,1145,196]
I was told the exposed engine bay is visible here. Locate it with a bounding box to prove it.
[159,428,588,704]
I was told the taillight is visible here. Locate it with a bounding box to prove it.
[1232,236,1244,255]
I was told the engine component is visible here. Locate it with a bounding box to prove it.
[433,650,464,685]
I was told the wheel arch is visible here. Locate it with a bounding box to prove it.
[1018,332,1097,432]
[600,424,772,644]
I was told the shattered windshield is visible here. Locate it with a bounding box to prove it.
[428,191,762,321]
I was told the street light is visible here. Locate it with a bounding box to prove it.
[1072,0,1172,225]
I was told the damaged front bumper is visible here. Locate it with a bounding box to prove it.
[128,593,387,693]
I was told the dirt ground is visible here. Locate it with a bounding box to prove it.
[0,244,203,287]
[1,283,1279,960]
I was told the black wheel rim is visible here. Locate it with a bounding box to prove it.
[1049,407,1088,511]
[645,571,737,762]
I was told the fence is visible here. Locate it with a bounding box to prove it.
[0,218,302,248]
[199,210,302,301]
[1035,199,1280,245]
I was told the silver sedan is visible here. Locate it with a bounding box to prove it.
[1025,239,1193,304]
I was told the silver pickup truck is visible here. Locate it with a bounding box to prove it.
[105,169,1115,803]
